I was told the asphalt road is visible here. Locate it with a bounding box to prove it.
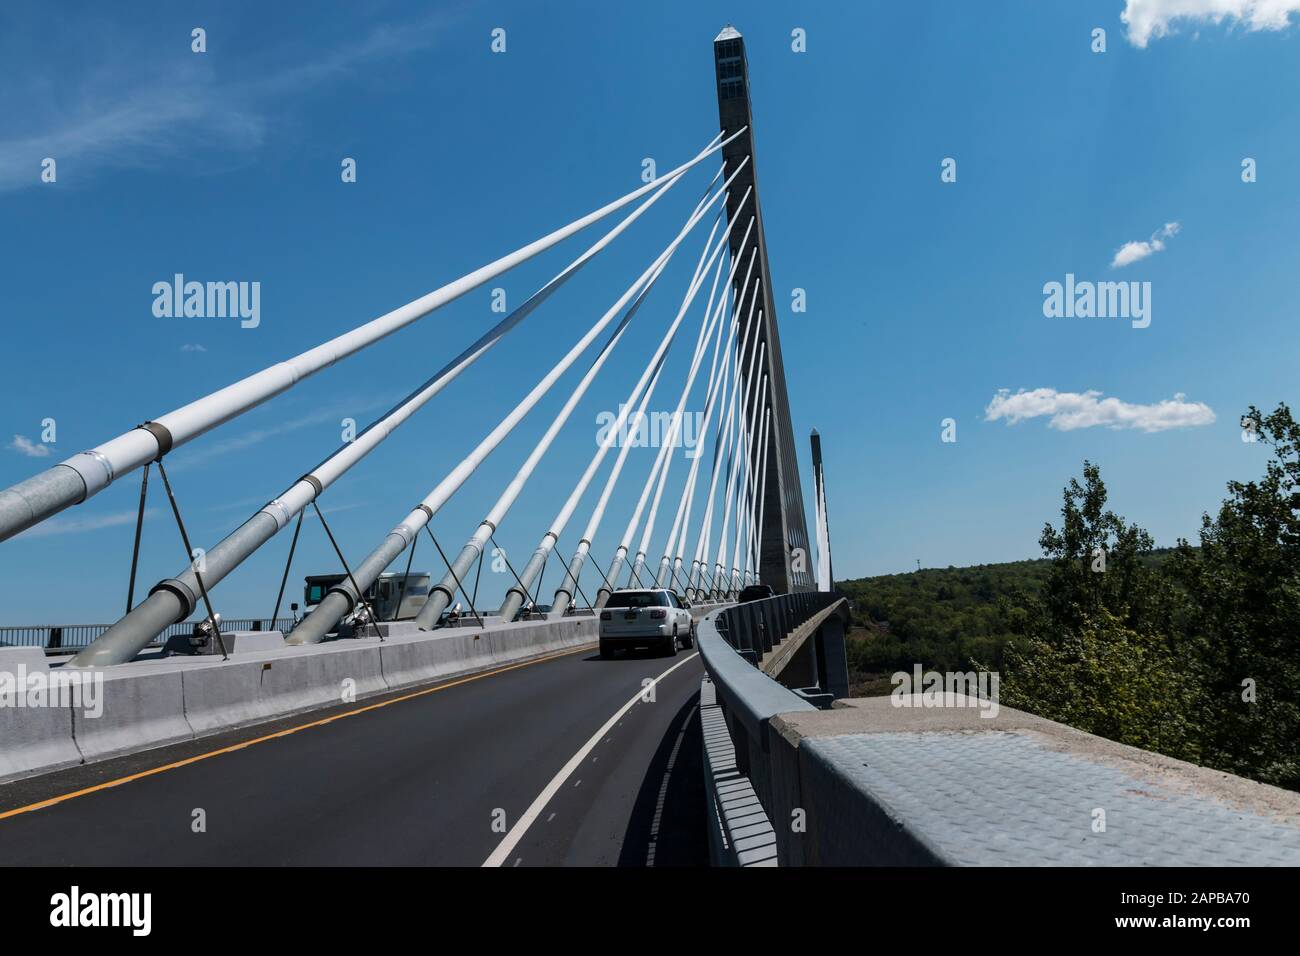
[0,644,708,866]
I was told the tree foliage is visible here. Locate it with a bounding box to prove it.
[840,403,1300,790]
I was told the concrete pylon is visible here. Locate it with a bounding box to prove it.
[713,25,812,592]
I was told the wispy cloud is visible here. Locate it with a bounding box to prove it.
[1122,0,1300,48]
[1111,221,1180,268]
[8,434,51,457]
[985,388,1216,432]
[15,508,157,539]
[0,11,456,192]
[305,502,367,519]
[180,343,208,353]
[168,394,395,471]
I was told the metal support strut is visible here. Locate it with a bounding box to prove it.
[312,501,384,641]
[425,527,485,629]
[155,459,228,660]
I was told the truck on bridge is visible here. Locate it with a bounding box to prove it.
[303,571,431,626]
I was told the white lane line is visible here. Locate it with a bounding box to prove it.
[646,704,697,867]
[482,652,699,867]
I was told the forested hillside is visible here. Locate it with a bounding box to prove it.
[838,550,1180,676]
[836,403,1300,791]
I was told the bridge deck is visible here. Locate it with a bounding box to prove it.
[0,647,707,866]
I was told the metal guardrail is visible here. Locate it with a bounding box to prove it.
[0,618,297,650]
[699,607,816,742]
[698,591,846,736]
[696,592,850,865]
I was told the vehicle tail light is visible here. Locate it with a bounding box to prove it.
[600,611,611,621]
[650,609,666,619]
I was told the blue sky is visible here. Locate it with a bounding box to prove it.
[1,0,1298,624]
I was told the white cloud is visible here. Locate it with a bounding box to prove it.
[15,508,156,539]
[985,388,1216,432]
[180,344,208,352]
[1123,0,1300,47]
[9,434,51,457]
[1111,221,1180,268]
[0,13,455,193]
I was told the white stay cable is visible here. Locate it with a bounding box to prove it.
[654,274,737,589]
[620,222,758,590]
[688,277,760,596]
[494,212,730,619]
[714,339,764,594]
[585,201,756,607]
[729,369,767,594]
[753,399,774,584]
[548,181,755,614]
[292,164,745,642]
[744,392,771,583]
[688,298,741,597]
[1,130,742,546]
[70,156,716,665]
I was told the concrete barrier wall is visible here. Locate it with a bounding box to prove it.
[72,666,192,764]
[0,616,597,784]
[698,605,1300,866]
[0,648,83,778]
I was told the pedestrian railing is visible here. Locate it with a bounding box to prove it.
[0,618,297,650]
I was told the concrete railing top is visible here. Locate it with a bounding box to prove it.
[769,694,1300,866]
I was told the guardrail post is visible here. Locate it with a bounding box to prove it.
[816,611,849,698]
[748,604,763,656]
[721,607,736,649]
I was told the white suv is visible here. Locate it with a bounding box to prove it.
[598,589,694,657]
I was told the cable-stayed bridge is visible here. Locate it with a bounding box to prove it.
[2,26,1298,870]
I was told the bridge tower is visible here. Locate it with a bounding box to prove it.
[811,428,835,592]
[712,25,812,593]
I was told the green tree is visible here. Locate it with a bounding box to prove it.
[1167,404,1300,788]
[1035,461,1161,632]
[999,610,1202,760]
[994,461,1201,760]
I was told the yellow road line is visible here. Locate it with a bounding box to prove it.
[0,644,594,823]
